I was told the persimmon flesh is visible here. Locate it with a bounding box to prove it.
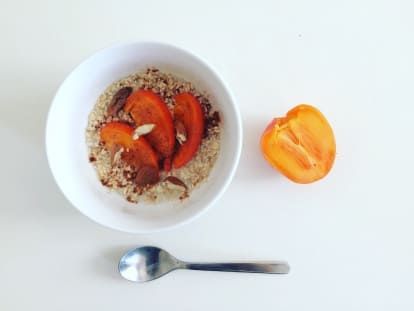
[100,122,159,171]
[261,104,336,183]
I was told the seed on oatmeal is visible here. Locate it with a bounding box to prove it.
[165,176,187,190]
[179,192,189,200]
[112,147,124,165]
[107,87,133,117]
[135,165,160,187]
[132,124,155,140]
[175,120,187,144]
[212,111,221,124]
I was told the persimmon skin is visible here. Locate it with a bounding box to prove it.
[261,104,336,184]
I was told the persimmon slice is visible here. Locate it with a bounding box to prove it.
[100,122,159,177]
[124,90,175,158]
[172,93,205,169]
[261,104,336,183]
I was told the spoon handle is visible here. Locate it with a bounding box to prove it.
[183,262,290,274]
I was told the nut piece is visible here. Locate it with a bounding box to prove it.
[107,87,133,117]
[132,124,155,140]
[175,120,187,144]
[164,176,187,190]
[112,147,124,164]
[106,144,123,165]
[135,165,159,186]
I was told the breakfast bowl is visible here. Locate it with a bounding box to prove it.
[45,41,242,233]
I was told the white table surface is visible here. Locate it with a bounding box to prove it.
[2,0,414,309]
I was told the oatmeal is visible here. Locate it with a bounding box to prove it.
[86,68,221,203]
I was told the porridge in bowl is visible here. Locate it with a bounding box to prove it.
[86,68,221,204]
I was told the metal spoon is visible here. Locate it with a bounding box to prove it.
[118,246,289,282]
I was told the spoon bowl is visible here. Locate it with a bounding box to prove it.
[119,246,182,282]
[119,246,290,282]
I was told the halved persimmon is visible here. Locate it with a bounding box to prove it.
[100,122,159,172]
[124,90,175,158]
[261,104,336,183]
[172,92,205,169]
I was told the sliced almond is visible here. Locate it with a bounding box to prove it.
[108,144,123,165]
[175,120,187,144]
[164,176,187,190]
[112,147,124,164]
[132,124,155,140]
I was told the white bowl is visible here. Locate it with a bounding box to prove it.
[46,41,242,233]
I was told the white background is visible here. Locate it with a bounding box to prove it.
[2,0,414,309]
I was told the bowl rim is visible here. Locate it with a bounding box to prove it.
[45,40,243,233]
